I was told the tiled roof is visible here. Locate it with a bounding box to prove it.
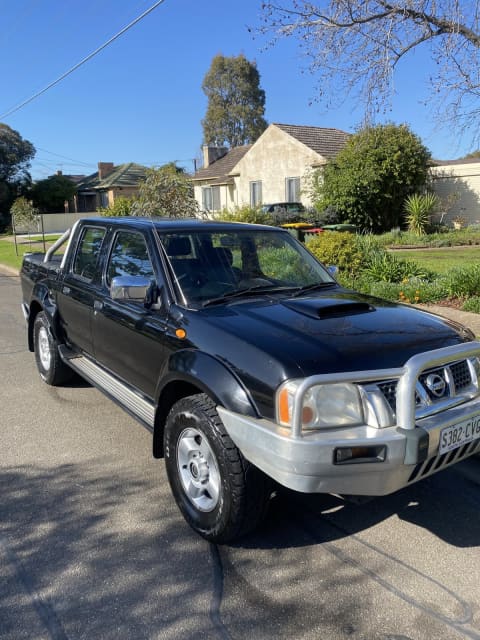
[273,123,350,159]
[77,163,147,190]
[192,145,252,181]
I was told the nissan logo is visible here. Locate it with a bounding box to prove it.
[425,373,447,397]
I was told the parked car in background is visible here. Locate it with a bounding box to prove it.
[261,202,307,224]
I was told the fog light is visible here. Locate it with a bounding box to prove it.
[334,446,386,465]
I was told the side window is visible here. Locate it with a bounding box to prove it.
[107,231,155,285]
[72,227,106,282]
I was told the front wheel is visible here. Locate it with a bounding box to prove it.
[164,394,271,543]
[33,312,73,386]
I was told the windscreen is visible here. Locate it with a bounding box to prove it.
[158,228,334,306]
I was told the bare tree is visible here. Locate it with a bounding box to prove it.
[260,1,480,145]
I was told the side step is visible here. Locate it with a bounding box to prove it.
[59,346,155,429]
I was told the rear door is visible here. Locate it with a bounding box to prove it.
[56,224,107,356]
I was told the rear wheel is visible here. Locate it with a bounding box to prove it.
[33,312,73,386]
[164,393,271,543]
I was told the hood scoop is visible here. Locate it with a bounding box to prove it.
[281,298,375,320]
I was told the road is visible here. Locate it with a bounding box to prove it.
[1,270,480,640]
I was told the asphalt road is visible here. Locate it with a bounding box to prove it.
[1,270,480,640]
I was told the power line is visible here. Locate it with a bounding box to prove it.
[0,0,166,120]
[36,147,95,168]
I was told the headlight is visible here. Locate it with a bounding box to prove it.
[277,380,365,430]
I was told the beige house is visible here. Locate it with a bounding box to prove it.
[430,159,480,226]
[192,123,350,213]
[75,162,147,212]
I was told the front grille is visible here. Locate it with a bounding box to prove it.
[450,359,471,390]
[375,358,477,419]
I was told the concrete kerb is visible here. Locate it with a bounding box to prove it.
[0,264,20,277]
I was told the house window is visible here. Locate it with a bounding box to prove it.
[100,191,109,208]
[286,177,300,202]
[202,186,220,211]
[250,181,262,207]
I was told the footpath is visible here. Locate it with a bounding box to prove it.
[2,264,480,337]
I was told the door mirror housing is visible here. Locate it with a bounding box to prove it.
[110,275,152,303]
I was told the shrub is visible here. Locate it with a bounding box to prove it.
[215,205,273,225]
[361,249,434,282]
[462,296,480,313]
[306,231,364,274]
[443,264,480,297]
[98,196,133,217]
[404,192,439,235]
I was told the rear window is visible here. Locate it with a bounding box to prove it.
[72,227,106,282]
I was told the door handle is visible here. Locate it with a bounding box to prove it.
[62,286,71,295]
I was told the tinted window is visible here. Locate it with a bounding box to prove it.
[107,231,155,285]
[72,227,106,281]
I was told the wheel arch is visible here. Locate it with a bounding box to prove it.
[27,286,61,352]
[152,350,258,458]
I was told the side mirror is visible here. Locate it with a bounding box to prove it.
[110,275,152,302]
[327,265,339,277]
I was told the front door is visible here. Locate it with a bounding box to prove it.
[92,229,168,399]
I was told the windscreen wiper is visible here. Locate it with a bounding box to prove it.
[291,281,338,297]
[202,285,301,307]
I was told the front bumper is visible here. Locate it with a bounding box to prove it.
[217,342,480,495]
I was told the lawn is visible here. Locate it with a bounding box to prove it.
[0,235,62,271]
[390,246,480,273]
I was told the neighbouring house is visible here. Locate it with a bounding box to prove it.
[430,158,480,226]
[192,123,350,213]
[75,162,148,212]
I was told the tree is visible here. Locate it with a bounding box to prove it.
[0,123,35,218]
[10,197,38,233]
[260,1,480,144]
[131,163,199,218]
[202,54,268,147]
[313,124,431,232]
[30,174,77,212]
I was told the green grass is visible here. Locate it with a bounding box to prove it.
[389,246,480,273]
[0,234,62,271]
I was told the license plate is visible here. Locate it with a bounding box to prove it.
[439,413,480,454]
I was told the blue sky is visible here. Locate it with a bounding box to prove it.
[0,0,470,181]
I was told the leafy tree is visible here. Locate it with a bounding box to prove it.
[202,54,268,147]
[0,123,35,218]
[313,124,431,232]
[131,163,199,218]
[10,196,38,232]
[260,1,480,145]
[30,174,77,212]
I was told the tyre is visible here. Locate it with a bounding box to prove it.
[164,393,271,543]
[33,312,73,386]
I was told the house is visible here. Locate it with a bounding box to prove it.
[430,158,480,226]
[75,162,148,212]
[192,123,350,213]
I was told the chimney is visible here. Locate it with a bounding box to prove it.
[202,145,227,169]
[98,162,115,179]
[56,170,63,176]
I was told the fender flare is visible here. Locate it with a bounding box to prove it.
[27,283,60,351]
[152,349,259,457]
